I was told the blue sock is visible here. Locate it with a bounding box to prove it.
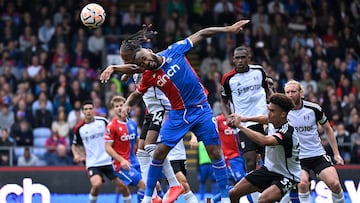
[115,192,120,203]
[212,159,230,198]
[199,183,206,201]
[145,159,164,197]
[290,190,300,203]
[137,189,145,203]
[212,193,221,203]
[157,188,165,198]
[211,182,219,195]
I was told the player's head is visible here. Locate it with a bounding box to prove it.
[267,93,294,125]
[110,96,126,118]
[82,100,94,121]
[233,46,250,71]
[120,26,156,64]
[133,48,161,70]
[284,80,304,104]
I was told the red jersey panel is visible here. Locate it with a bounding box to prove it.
[216,114,241,163]
[104,118,131,171]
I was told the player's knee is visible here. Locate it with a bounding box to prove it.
[229,188,240,201]
[327,179,342,193]
[298,181,310,192]
[245,161,256,172]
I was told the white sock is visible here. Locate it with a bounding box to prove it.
[123,195,132,203]
[184,191,198,203]
[143,195,152,203]
[332,190,344,203]
[89,194,97,203]
[298,192,312,203]
[145,144,180,187]
[250,192,259,203]
[137,149,150,182]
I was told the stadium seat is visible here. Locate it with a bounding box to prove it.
[33,127,51,138]
[33,137,48,158]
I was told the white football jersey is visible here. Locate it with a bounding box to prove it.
[134,73,171,113]
[221,65,268,127]
[265,123,301,182]
[287,100,327,159]
[73,116,112,168]
[167,139,187,161]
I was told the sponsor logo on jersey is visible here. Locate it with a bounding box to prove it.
[156,64,181,87]
[294,126,314,132]
[236,84,262,96]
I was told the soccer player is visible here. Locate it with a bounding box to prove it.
[228,93,301,203]
[104,96,146,203]
[189,137,218,203]
[118,20,251,203]
[72,100,131,203]
[220,46,272,202]
[216,114,246,184]
[166,138,199,203]
[284,80,345,203]
[126,114,141,173]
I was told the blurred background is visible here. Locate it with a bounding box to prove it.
[0,0,359,202]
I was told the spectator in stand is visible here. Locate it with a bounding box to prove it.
[18,25,33,52]
[44,129,67,164]
[334,123,352,164]
[37,18,55,51]
[336,76,357,100]
[51,109,70,138]
[33,101,52,129]
[351,125,360,163]
[0,96,15,133]
[32,91,53,116]
[346,112,360,135]
[52,86,72,116]
[68,80,90,105]
[10,111,33,146]
[87,28,104,69]
[317,69,336,95]
[0,128,15,166]
[47,144,73,166]
[300,71,318,96]
[69,41,90,75]
[67,100,84,129]
[17,147,40,166]
[49,25,71,53]
[26,55,43,80]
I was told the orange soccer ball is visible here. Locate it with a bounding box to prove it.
[80,3,106,29]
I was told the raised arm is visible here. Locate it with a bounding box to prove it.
[99,64,145,83]
[188,20,250,45]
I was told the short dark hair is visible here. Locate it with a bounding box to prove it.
[269,93,294,113]
[234,46,249,55]
[82,100,93,108]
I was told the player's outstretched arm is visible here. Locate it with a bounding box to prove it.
[188,20,250,45]
[230,113,277,146]
[99,64,145,83]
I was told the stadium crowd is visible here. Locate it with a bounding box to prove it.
[0,0,360,167]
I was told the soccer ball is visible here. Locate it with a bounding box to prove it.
[80,3,106,29]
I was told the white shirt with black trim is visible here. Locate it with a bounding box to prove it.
[287,100,327,159]
[221,65,267,127]
[265,122,301,182]
[73,116,112,168]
